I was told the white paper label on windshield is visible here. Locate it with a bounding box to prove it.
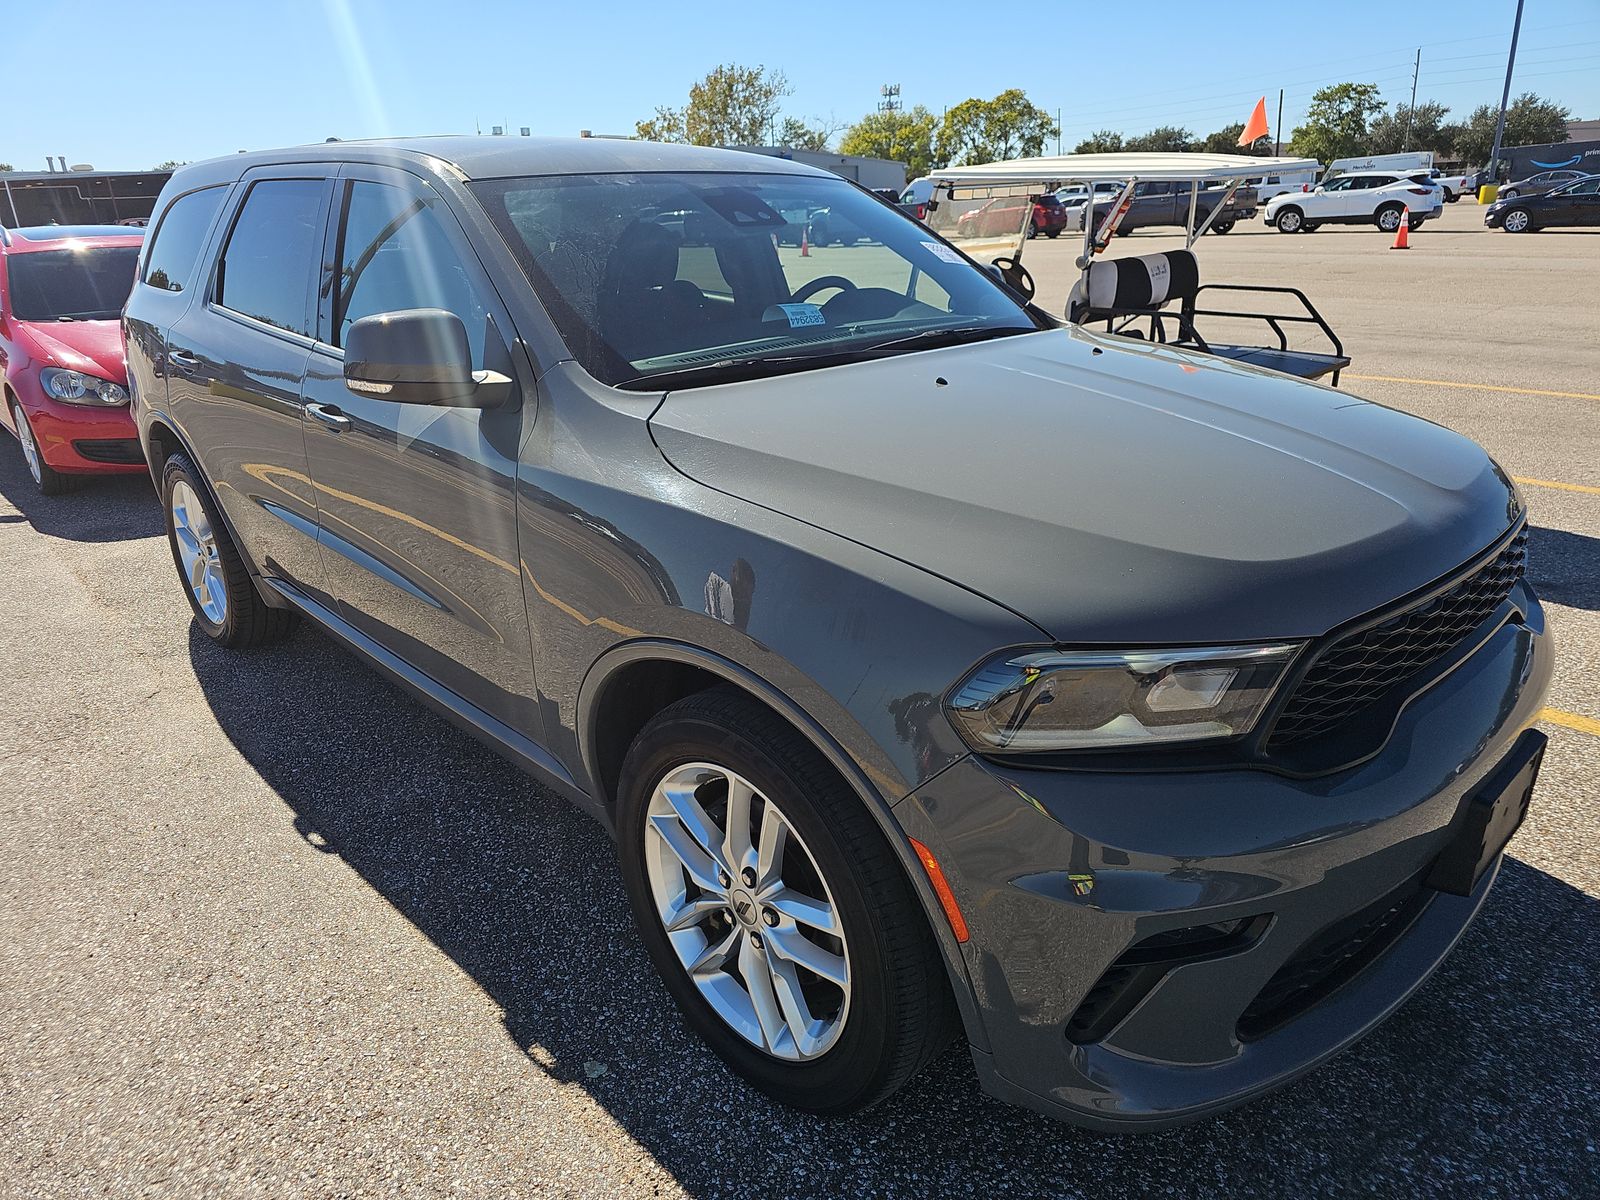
[922,240,965,263]
[776,303,826,328]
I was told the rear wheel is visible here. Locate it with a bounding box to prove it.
[9,402,82,496]
[1408,214,1425,231]
[1275,206,1304,233]
[1210,218,1235,234]
[1027,220,1039,239]
[617,686,955,1114]
[1375,204,1405,233]
[1502,208,1533,233]
[161,452,298,648]
[1044,228,1060,238]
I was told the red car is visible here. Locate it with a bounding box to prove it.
[1,225,145,494]
[954,194,1069,239]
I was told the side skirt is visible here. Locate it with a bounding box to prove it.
[260,576,604,827]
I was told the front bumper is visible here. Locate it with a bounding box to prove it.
[896,594,1551,1130]
[18,394,144,474]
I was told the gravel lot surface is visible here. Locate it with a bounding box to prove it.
[2,199,1596,1199]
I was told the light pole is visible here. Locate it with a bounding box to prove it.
[1488,0,1525,181]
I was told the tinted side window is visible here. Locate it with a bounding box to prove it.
[143,186,227,293]
[333,180,488,363]
[216,179,324,336]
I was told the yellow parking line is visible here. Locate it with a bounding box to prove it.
[1346,374,1600,403]
[1513,476,1600,496]
[1541,707,1600,738]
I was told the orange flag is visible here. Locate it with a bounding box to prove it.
[1239,97,1269,146]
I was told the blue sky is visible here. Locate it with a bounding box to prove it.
[10,0,1599,171]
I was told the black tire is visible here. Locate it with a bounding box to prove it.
[1275,206,1304,233]
[1501,208,1535,234]
[1044,228,1060,238]
[1375,203,1405,233]
[161,452,298,648]
[1500,188,1519,200]
[1026,220,1039,239]
[1444,189,1458,203]
[9,401,84,496]
[617,686,956,1115]
[1302,223,1321,232]
[1408,215,1424,231]
[1211,218,1235,234]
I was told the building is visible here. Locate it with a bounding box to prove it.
[1565,118,1600,143]
[1,170,172,228]
[726,147,907,193]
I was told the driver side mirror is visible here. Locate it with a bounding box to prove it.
[344,309,511,408]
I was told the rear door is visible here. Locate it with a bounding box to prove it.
[298,163,538,732]
[165,168,334,600]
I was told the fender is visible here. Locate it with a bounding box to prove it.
[577,637,990,1052]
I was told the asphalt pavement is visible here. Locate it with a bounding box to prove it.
[2,198,1597,1198]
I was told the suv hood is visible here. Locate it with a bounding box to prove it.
[19,319,128,384]
[648,329,1519,643]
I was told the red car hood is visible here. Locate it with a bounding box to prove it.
[19,319,128,384]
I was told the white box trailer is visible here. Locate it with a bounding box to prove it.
[1324,151,1434,180]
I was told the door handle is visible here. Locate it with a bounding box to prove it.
[167,348,200,373]
[305,401,351,432]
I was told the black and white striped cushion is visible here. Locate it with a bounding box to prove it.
[1068,250,1201,320]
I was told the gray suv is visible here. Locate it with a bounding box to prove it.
[123,137,1551,1130]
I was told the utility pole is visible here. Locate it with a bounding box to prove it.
[1402,48,1421,151]
[1057,109,1062,156]
[1275,90,1283,156]
[1488,0,1525,181]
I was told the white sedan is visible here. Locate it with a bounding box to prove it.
[1265,172,1444,234]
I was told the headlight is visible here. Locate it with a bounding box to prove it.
[946,643,1303,754]
[40,368,128,406]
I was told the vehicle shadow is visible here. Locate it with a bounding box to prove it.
[0,440,161,542]
[187,620,1600,1198]
[1528,524,1600,612]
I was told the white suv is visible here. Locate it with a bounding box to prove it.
[1266,172,1443,234]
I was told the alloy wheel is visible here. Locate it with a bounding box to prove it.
[1504,209,1530,233]
[1378,207,1402,232]
[170,479,228,625]
[643,761,851,1061]
[1278,209,1302,233]
[12,406,42,485]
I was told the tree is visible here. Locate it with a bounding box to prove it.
[1073,130,1123,154]
[1366,102,1450,156]
[152,159,187,171]
[778,116,831,152]
[0,162,13,173]
[1450,92,1572,169]
[839,106,938,177]
[635,64,793,147]
[934,89,1058,166]
[1124,125,1195,153]
[1289,82,1386,165]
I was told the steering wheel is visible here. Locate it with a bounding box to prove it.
[990,257,1036,302]
[790,276,858,304]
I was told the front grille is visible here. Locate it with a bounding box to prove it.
[72,438,145,465]
[1267,529,1527,747]
[1237,875,1432,1041]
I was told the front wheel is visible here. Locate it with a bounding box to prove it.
[9,402,83,496]
[1376,205,1405,233]
[617,687,955,1114]
[1275,206,1304,233]
[1502,208,1533,233]
[1500,188,1519,200]
[1210,218,1234,234]
[1302,223,1321,232]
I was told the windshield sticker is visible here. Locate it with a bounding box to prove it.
[922,240,965,264]
[775,303,826,328]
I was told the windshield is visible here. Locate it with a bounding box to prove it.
[471,172,1039,388]
[6,244,141,322]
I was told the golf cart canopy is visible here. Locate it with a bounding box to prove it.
[932,151,1321,189]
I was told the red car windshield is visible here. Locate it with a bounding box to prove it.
[7,245,141,322]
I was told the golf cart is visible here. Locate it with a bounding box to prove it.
[927,152,1351,386]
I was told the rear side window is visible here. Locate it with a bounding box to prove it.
[216,179,324,337]
[142,186,226,293]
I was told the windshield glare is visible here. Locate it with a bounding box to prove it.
[7,244,141,322]
[471,172,1038,387]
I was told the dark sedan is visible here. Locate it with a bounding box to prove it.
[1486,174,1600,232]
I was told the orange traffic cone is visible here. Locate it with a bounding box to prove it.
[800,225,810,257]
[1390,207,1410,250]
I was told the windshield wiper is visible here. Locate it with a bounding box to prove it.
[620,326,1035,392]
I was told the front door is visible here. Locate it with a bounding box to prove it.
[299,165,539,734]
[1548,177,1600,226]
[165,169,334,600]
